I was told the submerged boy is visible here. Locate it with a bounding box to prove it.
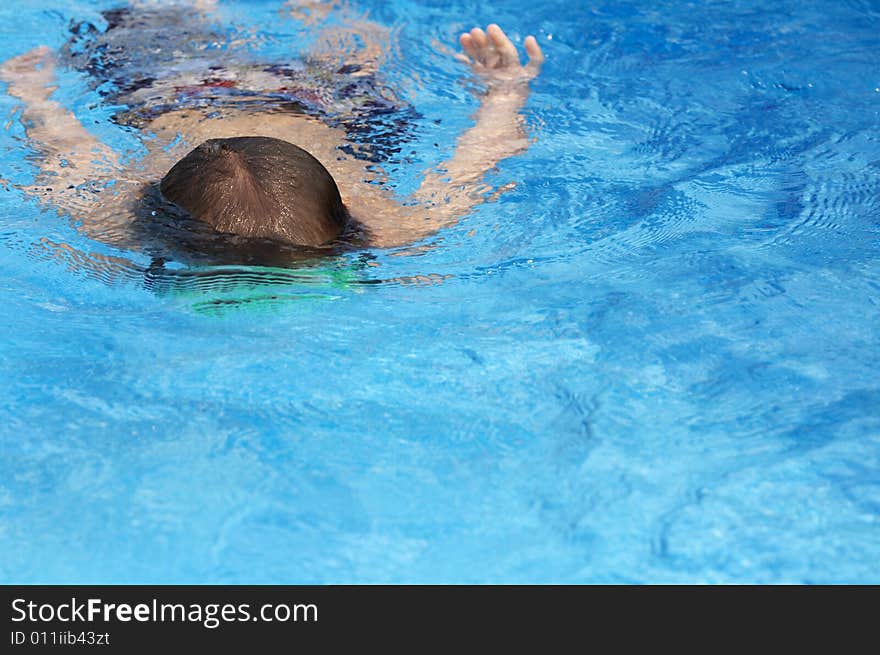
[1,1,543,264]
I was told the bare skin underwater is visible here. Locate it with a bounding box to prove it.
[1,1,544,267]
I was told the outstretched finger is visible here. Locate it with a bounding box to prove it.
[486,24,520,67]
[524,35,544,71]
[459,33,478,64]
[470,27,499,68]
[470,27,489,51]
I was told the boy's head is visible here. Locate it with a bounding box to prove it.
[159,136,347,247]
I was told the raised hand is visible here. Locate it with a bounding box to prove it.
[458,24,543,87]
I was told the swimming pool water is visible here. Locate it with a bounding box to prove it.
[1,0,878,583]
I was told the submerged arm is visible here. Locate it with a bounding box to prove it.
[1,46,121,196]
[1,46,144,249]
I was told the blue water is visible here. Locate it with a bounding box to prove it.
[1,0,879,583]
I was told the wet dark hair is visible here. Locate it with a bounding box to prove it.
[159,136,348,247]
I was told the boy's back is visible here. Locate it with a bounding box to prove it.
[1,1,543,265]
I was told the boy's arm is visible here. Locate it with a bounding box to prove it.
[416,25,542,202]
[1,46,122,196]
[363,24,542,247]
[1,46,144,250]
